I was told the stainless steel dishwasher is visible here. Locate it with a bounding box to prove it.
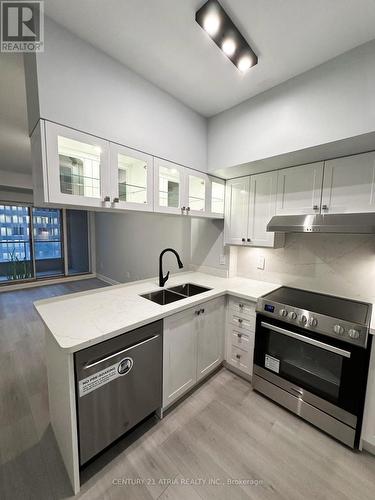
[74,320,162,465]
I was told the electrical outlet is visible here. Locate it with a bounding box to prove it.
[219,254,226,266]
[257,256,265,270]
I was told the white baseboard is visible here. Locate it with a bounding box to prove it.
[0,273,97,293]
[96,273,121,285]
[362,439,375,456]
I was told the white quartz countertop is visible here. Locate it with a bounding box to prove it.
[34,272,279,353]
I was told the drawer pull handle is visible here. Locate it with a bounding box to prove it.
[236,354,241,359]
[239,303,244,309]
[238,318,243,324]
[237,333,242,338]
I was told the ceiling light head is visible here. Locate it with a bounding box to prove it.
[196,0,258,73]
[237,54,253,73]
[203,11,220,36]
[222,38,236,57]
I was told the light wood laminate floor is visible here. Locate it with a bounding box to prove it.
[1,279,375,500]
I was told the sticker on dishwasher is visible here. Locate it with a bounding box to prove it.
[265,354,280,374]
[79,357,134,397]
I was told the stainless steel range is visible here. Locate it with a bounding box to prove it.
[253,287,372,448]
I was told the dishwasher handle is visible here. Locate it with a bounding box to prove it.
[83,334,160,370]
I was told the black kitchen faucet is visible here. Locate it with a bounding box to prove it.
[159,248,183,287]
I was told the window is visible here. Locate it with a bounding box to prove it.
[0,204,91,283]
[32,208,64,278]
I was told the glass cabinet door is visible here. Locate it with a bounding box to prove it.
[187,173,207,215]
[154,159,185,214]
[110,144,153,211]
[210,178,225,217]
[45,122,110,208]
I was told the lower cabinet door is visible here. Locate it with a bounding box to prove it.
[197,297,225,381]
[163,307,197,408]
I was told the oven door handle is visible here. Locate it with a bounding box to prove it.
[260,322,351,358]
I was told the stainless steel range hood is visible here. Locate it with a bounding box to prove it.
[267,213,375,234]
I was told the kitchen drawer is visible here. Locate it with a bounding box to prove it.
[230,313,255,332]
[229,297,256,317]
[229,345,253,374]
[230,327,254,352]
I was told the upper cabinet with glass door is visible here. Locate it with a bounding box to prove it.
[110,144,153,212]
[42,122,111,208]
[186,170,209,217]
[154,158,185,214]
[30,120,224,217]
[209,177,225,218]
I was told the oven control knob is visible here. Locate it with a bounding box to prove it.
[299,315,307,325]
[309,317,318,327]
[279,309,288,317]
[289,311,297,320]
[348,329,360,340]
[333,324,345,335]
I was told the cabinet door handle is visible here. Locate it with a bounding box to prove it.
[241,238,246,242]
[103,196,110,202]
[247,238,251,242]
[113,197,119,203]
[322,204,328,211]
[200,308,205,314]
[195,310,200,316]
[238,318,243,324]
[239,303,244,309]
[181,206,186,214]
[186,207,190,212]
[237,333,242,338]
[236,354,241,359]
[313,204,319,210]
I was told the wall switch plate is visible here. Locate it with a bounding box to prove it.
[257,256,265,270]
[219,254,226,266]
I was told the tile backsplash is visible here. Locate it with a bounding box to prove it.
[236,233,375,301]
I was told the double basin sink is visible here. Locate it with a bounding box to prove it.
[141,283,211,305]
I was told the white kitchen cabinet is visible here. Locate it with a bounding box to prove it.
[224,177,250,245]
[163,297,225,408]
[163,307,197,408]
[109,143,154,211]
[361,340,375,452]
[154,158,223,218]
[33,121,111,208]
[322,152,375,214]
[248,170,283,247]
[208,177,225,218]
[154,158,186,215]
[276,162,324,215]
[225,296,256,377]
[197,297,225,381]
[225,173,283,248]
[185,169,209,217]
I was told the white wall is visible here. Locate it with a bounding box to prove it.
[236,233,375,301]
[190,218,228,275]
[26,17,207,172]
[95,211,228,283]
[208,39,375,174]
[95,211,191,283]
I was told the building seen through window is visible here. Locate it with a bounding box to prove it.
[0,204,90,282]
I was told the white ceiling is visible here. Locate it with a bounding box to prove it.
[2,1,375,175]
[44,0,375,116]
[0,53,31,174]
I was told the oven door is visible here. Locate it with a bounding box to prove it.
[254,315,370,418]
